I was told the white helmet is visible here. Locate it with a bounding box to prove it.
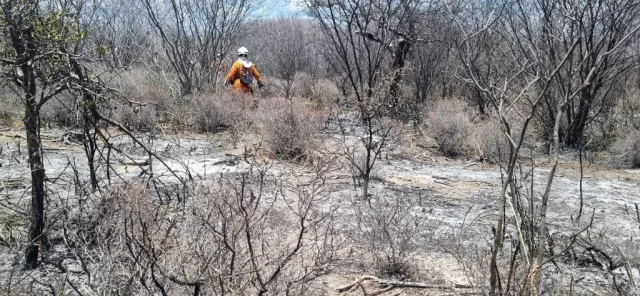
[237,47,249,56]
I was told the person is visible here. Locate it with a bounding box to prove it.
[225,47,264,93]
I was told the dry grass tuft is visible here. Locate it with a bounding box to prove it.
[471,119,511,162]
[190,93,249,133]
[611,129,640,168]
[424,99,473,158]
[256,98,325,160]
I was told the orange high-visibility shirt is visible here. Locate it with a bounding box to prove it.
[225,60,262,93]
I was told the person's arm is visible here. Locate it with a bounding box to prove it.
[251,65,263,87]
[225,62,240,84]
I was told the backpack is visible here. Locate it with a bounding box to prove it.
[238,66,254,86]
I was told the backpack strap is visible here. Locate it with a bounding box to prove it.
[234,63,249,80]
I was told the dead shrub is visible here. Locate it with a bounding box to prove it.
[107,67,177,129]
[109,67,175,108]
[611,129,640,168]
[470,117,536,162]
[0,106,17,127]
[54,165,335,295]
[0,92,21,128]
[257,98,324,160]
[191,95,229,133]
[294,75,339,110]
[350,193,428,281]
[437,223,494,294]
[623,81,640,123]
[34,68,175,131]
[111,102,158,132]
[424,99,473,157]
[472,120,505,162]
[190,92,254,137]
[40,97,81,128]
[581,101,626,151]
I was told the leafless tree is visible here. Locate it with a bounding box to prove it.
[452,0,640,294]
[407,38,451,105]
[0,0,108,269]
[244,18,319,100]
[141,0,259,95]
[88,0,155,69]
[538,0,640,148]
[0,0,196,270]
[339,87,395,200]
[306,0,429,110]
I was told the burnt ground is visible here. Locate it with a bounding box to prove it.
[1,126,639,295]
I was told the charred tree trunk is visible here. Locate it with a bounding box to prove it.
[473,87,487,115]
[389,38,411,110]
[565,85,601,147]
[71,56,100,192]
[24,75,46,270]
[5,4,47,269]
[82,94,99,192]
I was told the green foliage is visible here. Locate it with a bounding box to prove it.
[1,2,87,70]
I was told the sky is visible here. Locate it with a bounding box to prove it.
[258,0,307,18]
